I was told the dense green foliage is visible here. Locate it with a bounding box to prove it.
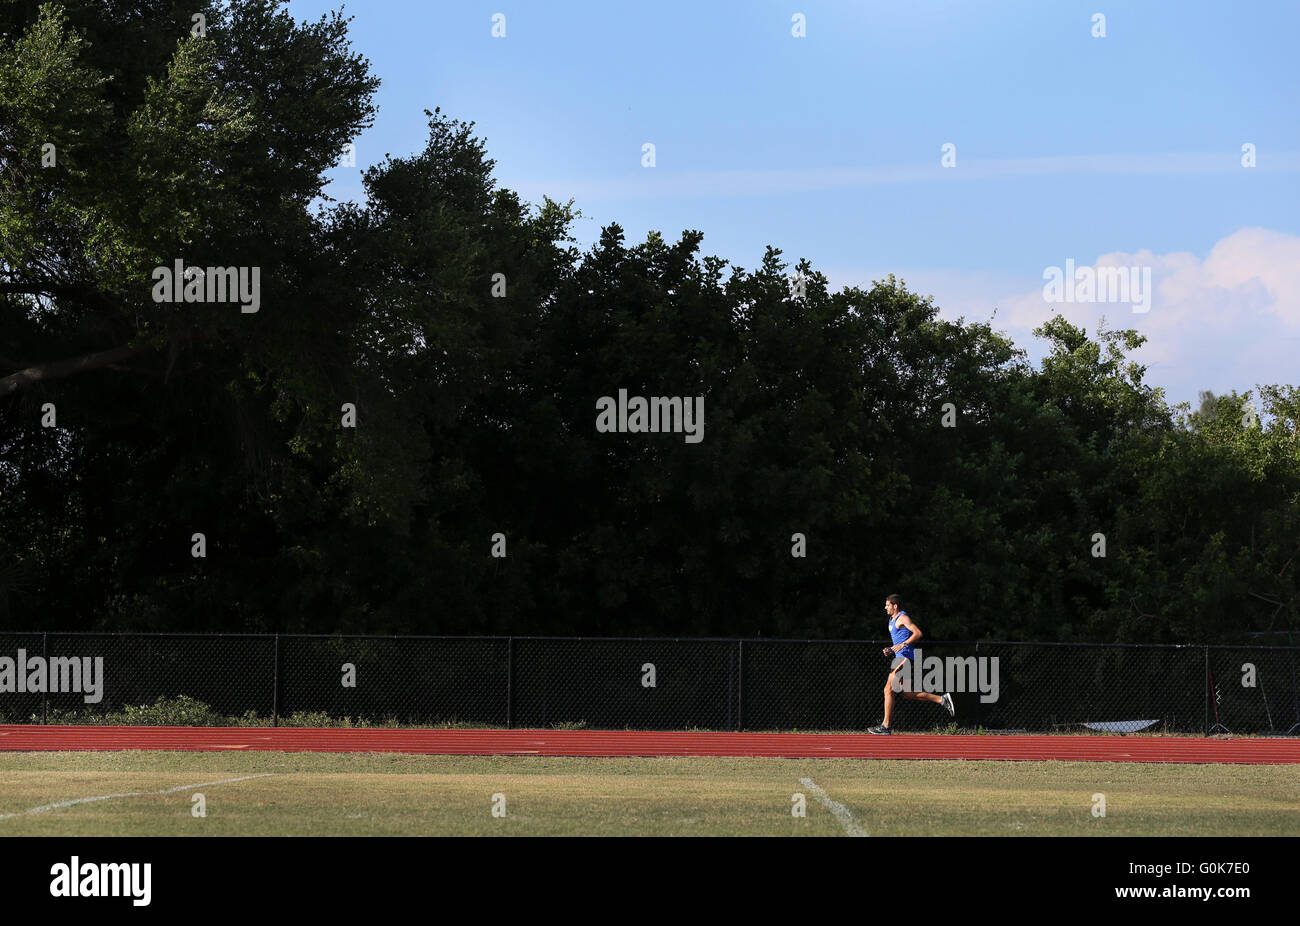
[2,2,1297,642]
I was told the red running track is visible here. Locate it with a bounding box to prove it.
[1,726,1298,764]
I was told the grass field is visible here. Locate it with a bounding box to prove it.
[2,751,1297,836]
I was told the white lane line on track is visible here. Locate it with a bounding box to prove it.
[0,773,276,820]
[799,777,869,837]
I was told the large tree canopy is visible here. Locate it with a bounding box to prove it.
[2,1,1297,643]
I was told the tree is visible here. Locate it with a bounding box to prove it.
[3,2,1296,644]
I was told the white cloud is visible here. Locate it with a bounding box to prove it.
[830,228,1300,409]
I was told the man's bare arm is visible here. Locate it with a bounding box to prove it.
[892,615,923,651]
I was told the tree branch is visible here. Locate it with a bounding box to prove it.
[2,342,155,396]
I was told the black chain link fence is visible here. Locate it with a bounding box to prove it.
[1,633,1297,734]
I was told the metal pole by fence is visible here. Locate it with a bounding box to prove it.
[40,631,47,724]
[506,636,514,729]
[736,639,744,731]
[272,633,280,728]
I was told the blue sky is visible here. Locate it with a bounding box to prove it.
[289,0,1300,411]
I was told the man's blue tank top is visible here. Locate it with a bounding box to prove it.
[889,612,914,659]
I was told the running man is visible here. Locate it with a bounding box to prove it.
[868,594,955,735]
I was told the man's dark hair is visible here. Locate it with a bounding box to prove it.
[886,593,902,607]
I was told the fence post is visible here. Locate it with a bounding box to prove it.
[506,636,514,729]
[40,631,48,724]
[272,633,280,728]
[1203,646,1208,737]
[737,640,744,731]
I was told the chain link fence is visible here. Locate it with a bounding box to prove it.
[1,632,1297,735]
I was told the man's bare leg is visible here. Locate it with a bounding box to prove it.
[883,668,945,728]
[883,670,898,727]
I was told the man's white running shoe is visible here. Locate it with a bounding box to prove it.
[942,692,955,717]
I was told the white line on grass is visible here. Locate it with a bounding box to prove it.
[0,773,276,820]
[799,777,868,837]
